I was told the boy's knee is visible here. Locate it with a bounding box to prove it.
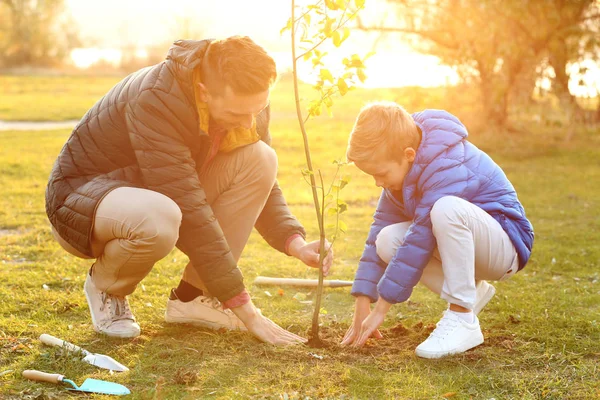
[375,225,400,264]
[431,196,467,227]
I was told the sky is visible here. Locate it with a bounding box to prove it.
[63,0,598,93]
[63,0,460,88]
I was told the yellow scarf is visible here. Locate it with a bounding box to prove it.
[192,69,260,153]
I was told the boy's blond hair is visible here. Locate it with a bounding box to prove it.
[347,101,420,163]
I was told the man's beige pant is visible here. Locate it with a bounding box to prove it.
[52,141,277,296]
[375,196,519,310]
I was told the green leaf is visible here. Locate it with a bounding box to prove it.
[301,168,314,177]
[348,54,364,68]
[280,17,292,35]
[303,50,313,61]
[327,208,338,217]
[357,68,367,83]
[332,30,342,47]
[337,78,349,96]
[364,51,376,60]
[339,220,348,233]
[324,0,339,10]
[324,17,336,37]
[320,69,335,83]
[342,27,351,42]
[355,0,365,8]
[304,13,311,26]
[336,0,346,9]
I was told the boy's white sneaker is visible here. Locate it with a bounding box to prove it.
[415,310,484,359]
[473,280,496,315]
[165,290,247,331]
[84,274,141,338]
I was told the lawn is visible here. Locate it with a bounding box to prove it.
[0,74,599,399]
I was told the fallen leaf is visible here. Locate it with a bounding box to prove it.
[42,284,50,290]
[264,291,272,297]
[442,393,457,398]
[293,293,307,301]
[308,352,324,360]
[277,288,284,296]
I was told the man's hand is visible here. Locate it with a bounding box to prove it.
[231,301,307,346]
[341,296,382,346]
[288,237,334,276]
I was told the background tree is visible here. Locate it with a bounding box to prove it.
[356,0,600,129]
[0,0,79,68]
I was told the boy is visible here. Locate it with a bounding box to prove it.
[340,102,534,358]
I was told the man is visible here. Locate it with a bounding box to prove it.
[45,36,332,345]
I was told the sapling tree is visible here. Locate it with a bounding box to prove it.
[282,0,370,345]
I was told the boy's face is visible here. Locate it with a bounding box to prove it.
[354,147,416,191]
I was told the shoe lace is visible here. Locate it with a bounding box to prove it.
[198,296,235,315]
[429,312,460,339]
[100,292,134,322]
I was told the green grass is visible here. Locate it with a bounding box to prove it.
[1,75,600,399]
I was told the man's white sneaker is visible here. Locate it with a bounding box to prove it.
[415,310,484,359]
[473,280,496,315]
[84,274,140,338]
[164,290,247,331]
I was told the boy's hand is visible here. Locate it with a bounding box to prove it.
[352,298,393,347]
[288,237,334,276]
[231,301,307,346]
[341,296,382,346]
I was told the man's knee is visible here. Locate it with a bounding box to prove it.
[375,224,405,264]
[247,141,278,189]
[430,196,467,229]
[131,191,182,257]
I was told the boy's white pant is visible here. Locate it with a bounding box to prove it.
[375,196,519,310]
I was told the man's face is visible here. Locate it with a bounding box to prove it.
[200,84,270,131]
[354,148,416,191]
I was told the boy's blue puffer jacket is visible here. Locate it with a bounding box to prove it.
[351,110,534,304]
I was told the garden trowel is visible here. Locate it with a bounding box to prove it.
[39,334,128,372]
[23,370,130,395]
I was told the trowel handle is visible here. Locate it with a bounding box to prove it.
[39,334,89,355]
[23,370,64,384]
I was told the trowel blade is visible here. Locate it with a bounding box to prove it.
[69,378,131,396]
[83,353,129,372]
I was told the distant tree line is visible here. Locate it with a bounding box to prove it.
[357,0,600,129]
[0,0,80,68]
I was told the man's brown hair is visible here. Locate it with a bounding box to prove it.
[201,36,277,96]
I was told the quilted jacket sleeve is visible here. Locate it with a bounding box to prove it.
[377,158,470,304]
[125,88,244,303]
[351,191,408,302]
[254,182,307,254]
